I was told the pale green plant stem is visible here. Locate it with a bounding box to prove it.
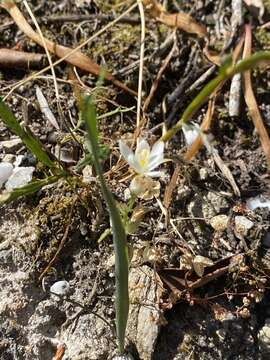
[161,51,270,142]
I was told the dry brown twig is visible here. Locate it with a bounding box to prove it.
[243,24,270,168]
[142,0,207,38]
[0,48,47,69]
[22,0,63,124]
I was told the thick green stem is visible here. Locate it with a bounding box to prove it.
[161,51,270,142]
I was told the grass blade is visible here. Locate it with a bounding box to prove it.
[0,98,56,169]
[82,96,129,354]
[0,175,60,204]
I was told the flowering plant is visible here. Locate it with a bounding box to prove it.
[119,138,165,177]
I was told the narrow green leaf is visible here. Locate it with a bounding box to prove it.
[0,98,56,169]
[0,175,60,205]
[82,96,129,354]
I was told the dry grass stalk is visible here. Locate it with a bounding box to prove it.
[0,0,136,96]
[142,0,207,38]
[143,34,177,112]
[2,2,138,100]
[0,48,46,69]
[163,164,180,210]
[23,0,62,124]
[243,24,270,168]
[212,150,241,196]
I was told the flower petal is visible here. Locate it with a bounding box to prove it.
[182,123,200,146]
[119,140,133,162]
[135,138,150,158]
[119,140,143,173]
[147,158,165,171]
[148,141,164,170]
[149,141,164,161]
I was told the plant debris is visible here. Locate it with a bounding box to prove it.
[0,0,270,359]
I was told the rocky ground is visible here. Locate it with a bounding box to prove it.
[1,0,270,359]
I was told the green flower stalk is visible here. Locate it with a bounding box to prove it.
[82,96,129,354]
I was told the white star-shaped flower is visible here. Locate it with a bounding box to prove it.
[119,138,165,177]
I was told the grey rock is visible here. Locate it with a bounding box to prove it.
[127,266,164,360]
[50,281,70,296]
[5,166,35,190]
[1,138,22,151]
[235,216,254,236]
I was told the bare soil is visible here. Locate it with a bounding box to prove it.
[1,1,270,359]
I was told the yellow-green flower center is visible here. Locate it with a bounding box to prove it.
[137,149,150,169]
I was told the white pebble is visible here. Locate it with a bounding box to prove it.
[0,162,13,188]
[50,280,70,296]
[210,214,229,232]
[246,196,270,211]
[112,355,134,360]
[235,216,254,236]
[5,166,35,191]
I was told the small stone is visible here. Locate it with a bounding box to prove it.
[1,138,22,151]
[143,246,162,264]
[106,254,115,268]
[199,168,208,180]
[50,280,70,296]
[235,216,254,236]
[0,162,13,188]
[2,154,15,163]
[5,166,35,191]
[124,188,131,201]
[82,165,93,184]
[112,354,134,360]
[246,196,270,211]
[258,320,270,354]
[210,214,229,232]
